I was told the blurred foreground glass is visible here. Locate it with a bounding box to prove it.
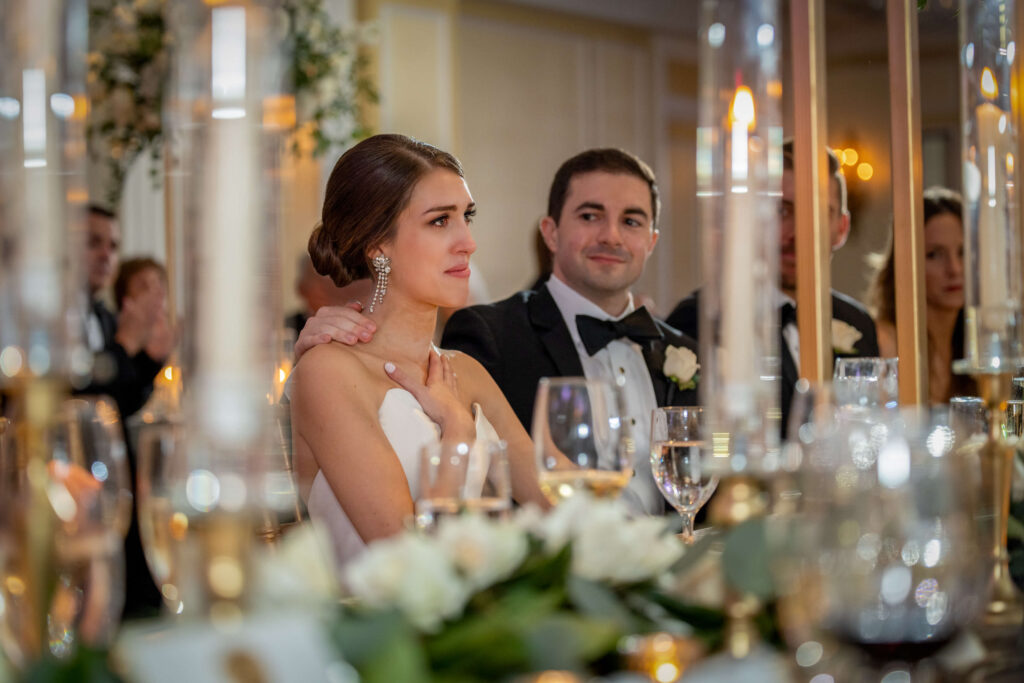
[46,397,131,657]
[650,407,718,543]
[1,397,130,665]
[833,357,899,410]
[778,408,985,678]
[532,378,632,505]
[415,440,510,531]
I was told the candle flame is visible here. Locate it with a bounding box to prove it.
[981,67,998,100]
[729,86,756,129]
[1008,153,1015,175]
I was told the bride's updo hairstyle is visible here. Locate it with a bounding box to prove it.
[309,134,464,286]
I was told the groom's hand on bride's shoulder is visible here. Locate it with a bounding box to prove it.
[294,301,377,361]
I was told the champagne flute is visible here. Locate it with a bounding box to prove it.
[135,417,188,614]
[649,407,717,543]
[532,377,632,505]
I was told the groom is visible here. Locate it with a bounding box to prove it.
[297,148,698,514]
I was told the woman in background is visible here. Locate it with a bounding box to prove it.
[868,186,974,403]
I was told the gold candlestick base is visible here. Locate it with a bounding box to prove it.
[971,373,1024,628]
[708,475,769,658]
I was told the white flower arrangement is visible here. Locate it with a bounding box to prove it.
[831,319,863,355]
[87,0,375,204]
[341,494,684,633]
[663,345,700,391]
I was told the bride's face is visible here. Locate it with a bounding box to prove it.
[379,168,477,309]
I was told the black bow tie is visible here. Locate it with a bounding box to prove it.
[575,307,662,356]
[780,302,797,328]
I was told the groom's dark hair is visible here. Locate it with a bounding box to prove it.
[546,148,660,228]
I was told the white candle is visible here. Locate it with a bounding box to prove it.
[196,7,261,446]
[721,86,757,416]
[975,67,1010,310]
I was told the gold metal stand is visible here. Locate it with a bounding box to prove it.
[973,373,1024,627]
[708,475,769,658]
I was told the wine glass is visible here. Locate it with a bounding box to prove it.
[532,377,632,505]
[784,407,986,680]
[649,407,717,543]
[135,416,188,614]
[415,439,511,531]
[833,357,899,410]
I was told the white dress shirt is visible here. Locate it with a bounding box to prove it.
[545,275,662,515]
[779,290,800,373]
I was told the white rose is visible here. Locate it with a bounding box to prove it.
[253,522,339,606]
[832,319,863,355]
[663,345,699,390]
[436,514,528,590]
[344,533,468,632]
[570,503,683,584]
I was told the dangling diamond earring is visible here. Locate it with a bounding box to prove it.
[369,255,391,313]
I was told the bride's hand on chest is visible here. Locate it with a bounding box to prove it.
[383,350,475,442]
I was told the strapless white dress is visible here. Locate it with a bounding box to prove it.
[306,388,499,569]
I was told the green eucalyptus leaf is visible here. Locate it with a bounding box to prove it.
[566,577,644,633]
[524,614,621,672]
[721,518,775,600]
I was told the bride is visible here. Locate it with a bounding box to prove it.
[290,134,548,567]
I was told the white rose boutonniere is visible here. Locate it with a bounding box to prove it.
[832,319,863,355]
[663,345,700,391]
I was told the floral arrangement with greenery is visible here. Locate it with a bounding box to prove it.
[86,0,374,204]
[324,495,728,682]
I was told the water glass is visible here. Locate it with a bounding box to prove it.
[532,377,632,505]
[415,439,510,531]
[833,357,899,410]
[649,407,717,543]
[782,407,986,677]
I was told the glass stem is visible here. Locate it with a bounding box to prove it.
[680,511,695,543]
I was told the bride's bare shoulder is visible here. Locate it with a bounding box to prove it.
[292,342,378,403]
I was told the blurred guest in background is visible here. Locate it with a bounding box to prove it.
[286,252,360,336]
[666,141,878,434]
[79,208,171,420]
[868,186,974,403]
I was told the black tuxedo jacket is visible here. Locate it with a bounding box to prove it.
[441,283,699,431]
[665,289,879,436]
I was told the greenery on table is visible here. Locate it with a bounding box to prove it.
[326,498,730,682]
[86,0,375,205]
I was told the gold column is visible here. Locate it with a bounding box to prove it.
[886,0,928,406]
[790,0,831,384]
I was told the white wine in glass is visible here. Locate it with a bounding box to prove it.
[649,406,717,543]
[532,377,632,506]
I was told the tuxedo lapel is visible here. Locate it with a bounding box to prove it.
[640,340,671,407]
[527,285,585,377]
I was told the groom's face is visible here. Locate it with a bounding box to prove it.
[540,171,658,311]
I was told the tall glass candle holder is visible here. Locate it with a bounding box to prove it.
[165,0,288,619]
[958,0,1024,372]
[957,0,1024,628]
[697,0,783,480]
[0,0,87,667]
[696,0,782,662]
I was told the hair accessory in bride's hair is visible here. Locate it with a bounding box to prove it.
[369,254,391,312]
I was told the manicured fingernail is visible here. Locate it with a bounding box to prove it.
[384,362,396,373]
[359,331,371,341]
[345,335,356,344]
